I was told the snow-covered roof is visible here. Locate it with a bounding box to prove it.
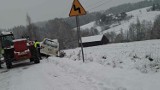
[13,39,27,42]
[52,39,58,43]
[1,31,13,35]
[81,35,104,43]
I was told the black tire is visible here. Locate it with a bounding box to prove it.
[34,58,40,64]
[30,58,34,62]
[3,48,14,69]
[6,59,12,69]
[0,61,2,69]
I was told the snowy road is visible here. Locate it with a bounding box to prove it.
[1,40,160,90]
[0,57,160,90]
[0,58,116,90]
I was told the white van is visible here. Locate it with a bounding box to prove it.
[40,38,59,56]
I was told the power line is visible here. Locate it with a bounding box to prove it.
[87,0,112,12]
[86,0,107,8]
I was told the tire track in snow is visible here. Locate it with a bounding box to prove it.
[0,58,127,90]
[48,58,117,90]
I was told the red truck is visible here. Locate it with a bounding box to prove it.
[0,32,40,69]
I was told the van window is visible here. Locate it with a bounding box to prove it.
[43,39,58,48]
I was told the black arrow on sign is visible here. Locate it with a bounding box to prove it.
[73,5,81,13]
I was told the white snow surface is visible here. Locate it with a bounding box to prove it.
[73,21,95,31]
[74,21,102,32]
[103,7,160,34]
[81,35,103,43]
[1,39,160,90]
[80,21,95,30]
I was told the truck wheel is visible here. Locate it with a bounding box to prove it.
[30,58,34,62]
[6,59,12,69]
[34,58,40,64]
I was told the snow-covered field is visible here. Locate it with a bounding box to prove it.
[1,39,160,90]
[66,39,160,72]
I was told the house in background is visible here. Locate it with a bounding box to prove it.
[79,35,109,47]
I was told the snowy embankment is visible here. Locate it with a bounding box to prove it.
[0,40,160,90]
[65,39,160,73]
[64,40,160,89]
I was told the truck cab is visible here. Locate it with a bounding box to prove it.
[0,32,14,49]
[0,31,40,69]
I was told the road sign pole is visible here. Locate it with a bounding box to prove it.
[76,17,80,47]
[69,0,86,62]
[76,16,85,62]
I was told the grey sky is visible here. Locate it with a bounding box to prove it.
[0,0,142,29]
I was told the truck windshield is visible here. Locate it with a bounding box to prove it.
[1,35,14,48]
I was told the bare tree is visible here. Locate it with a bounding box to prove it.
[26,13,35,40]
[129,23,136,41]
[105,31,116,43]
[152,15,160,39]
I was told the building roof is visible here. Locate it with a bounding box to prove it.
[81,35,104,43]
[13,39,27,42]
[1,31,13,35]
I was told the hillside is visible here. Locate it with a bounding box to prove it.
[103,7,160,34]
[78,7,160,35]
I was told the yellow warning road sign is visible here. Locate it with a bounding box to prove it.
[69,0,86,17]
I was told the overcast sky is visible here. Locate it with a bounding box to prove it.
[0,0,143,29]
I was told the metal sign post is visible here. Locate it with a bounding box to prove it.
[76,16,85,62]
[69,0,86,62]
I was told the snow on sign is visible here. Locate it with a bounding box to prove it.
[69,0,86,17]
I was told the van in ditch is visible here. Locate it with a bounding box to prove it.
[40,38,59,56]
